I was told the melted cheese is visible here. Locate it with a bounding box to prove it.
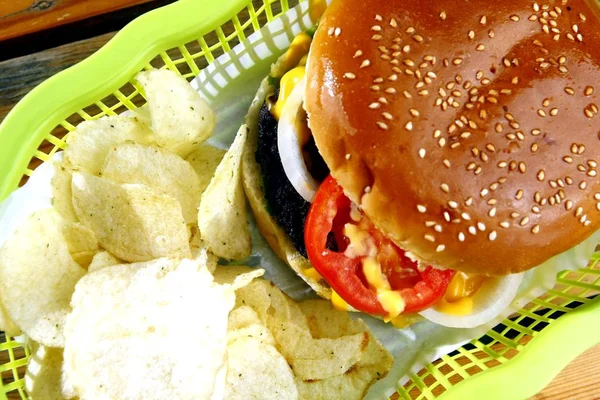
[343,223,376,258]
[435,297,474,316]
[362,257,390,290]
[331,290,351,311]
[271,66,306,120]
[304,267,323,282]
[377,290,406,321]
[435,272,486,315]
[309,0,327,22]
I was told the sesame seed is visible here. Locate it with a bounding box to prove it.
[448,201,459,209]
[480,15,487,24]
[327,27,335,35]
[468,226,477,235]
[537,170,546,181]
[418,89,429,96]
[375,14,382,21]
[537,109,546,117]
[360,59,371,68]
[376,121,389,130]
[453,58,463,65]
[477,222,486,231]
[510,14,520,22]
[585,86,595,96]
[434,224,443,233]
[436,244,445,252]
[531,143,539,153]
[365,186,371,193]
[390,18,398,28]
[576,207,584,217]
[382,112,393,120]
[368,102,380,109]
[353,50,363,58]
[489,231,498,241]
[531,225,540,234]
[566,200,573,210]
[438,138,447,147]
[418,148,426,158]
[565,87,575,95]
[519,162,527,173]
[334,27,342,36]
[489,207,497,217]
[413,34,424,43]
[424,234,435,242]
[443,159,451,168]
[409,108,420,117]
[440,11,447,20]
[344,72,356,79]
[559,65,569,73]
[532,206,541,214]
[441,183,450,193]
[520,217,530,226]
[372,35,382,41]
[550,108,558,116]
[385,88,397,94]
[405,121,413,131]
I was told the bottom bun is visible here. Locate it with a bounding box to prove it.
[242,65,331,300]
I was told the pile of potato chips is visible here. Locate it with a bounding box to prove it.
[0,69,392,399]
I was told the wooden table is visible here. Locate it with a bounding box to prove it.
[1,1,600,399]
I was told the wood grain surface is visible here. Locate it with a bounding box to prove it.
[0,0,152,41]
[1,4,600,400]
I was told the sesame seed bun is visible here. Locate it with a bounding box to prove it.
[305,0,600,275]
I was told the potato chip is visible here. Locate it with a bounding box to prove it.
[63,258,239,400]
[227,306,275,347]
[225,337,298,400]
[0,209,86,347]
[25,342,65,400]
[298,299,367,338]
[213,265,265,290]
[63,115,153,175]
[189,231,218,273]
[186,144,226,194]
[0,299,21,337]
[62,222,98,268]
[71,172,190,262]
[87,251,121,273]
[51,163,77,223]
[295,300,393,399]
[294,367,383,400]
[198,125,251,260]
[101,143,202,224]
[136,69,215,157]
[234,279,308,330]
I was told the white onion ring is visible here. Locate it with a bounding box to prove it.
[419,273,524,328]
[278,76,319,202]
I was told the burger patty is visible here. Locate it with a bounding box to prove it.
[256,101,310,257]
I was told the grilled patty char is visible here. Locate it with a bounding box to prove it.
[256,101,311,257]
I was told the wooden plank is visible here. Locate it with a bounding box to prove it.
[0,32,116,124]
[0,0,152,42]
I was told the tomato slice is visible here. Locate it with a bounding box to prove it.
[305,175,455,316]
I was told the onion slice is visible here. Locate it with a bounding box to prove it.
[278,76,319,202]
[419,272,524,328]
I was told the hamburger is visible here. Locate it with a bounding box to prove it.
[242,0,600,328]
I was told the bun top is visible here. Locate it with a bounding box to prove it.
[305,0,600,275]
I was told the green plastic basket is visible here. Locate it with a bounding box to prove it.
[1,0,600,399]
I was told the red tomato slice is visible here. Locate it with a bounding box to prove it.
[305,175,455,315]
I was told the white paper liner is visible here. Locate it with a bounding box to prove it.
[1,2,599,398]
